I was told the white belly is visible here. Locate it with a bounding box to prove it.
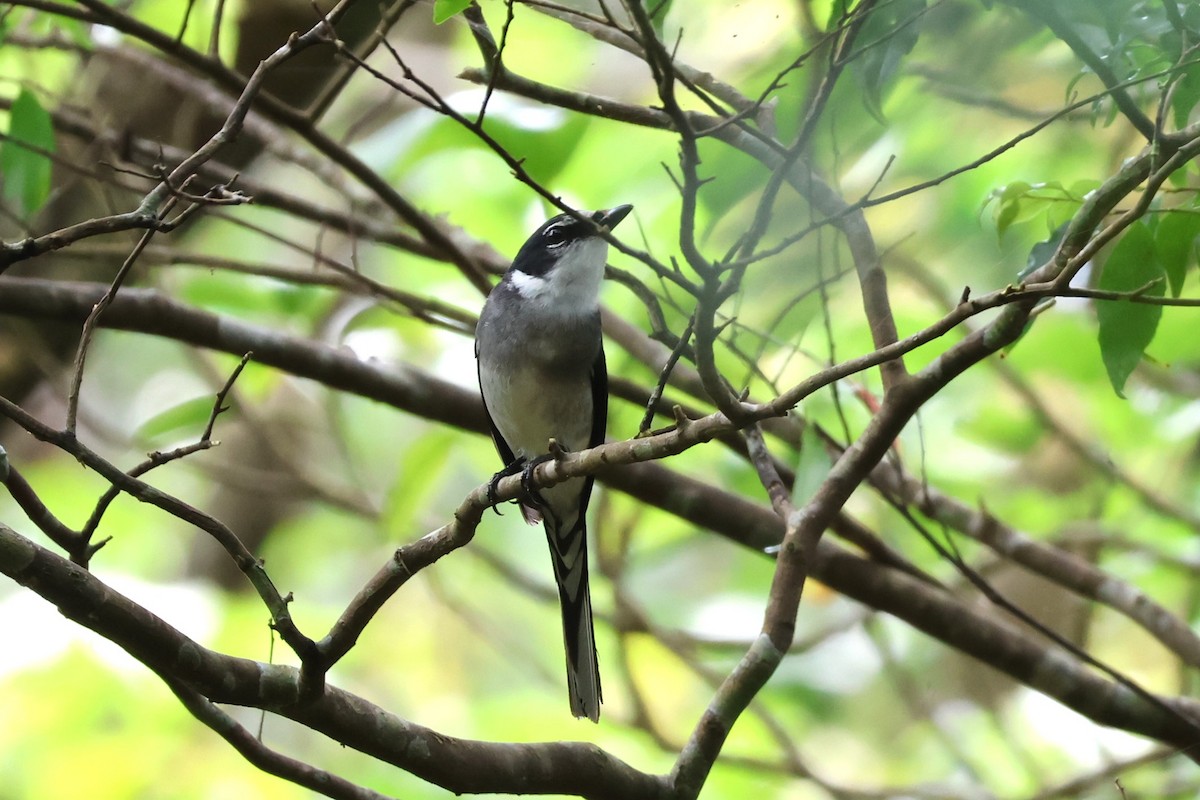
[479,361,594,460]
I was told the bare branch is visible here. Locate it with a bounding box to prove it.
[0,396,320,672]
[0,523,669,799]
[163,676,396,800]
[74,352,254,565]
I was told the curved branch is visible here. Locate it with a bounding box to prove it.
[1005,0,1157,140]
[163,676,395,800]
[5,0,494,293]
[0,276,483,431]
[0,523,669,799]
[3,275,1199,756]
[0,396,320,670]
[670,425,809,798]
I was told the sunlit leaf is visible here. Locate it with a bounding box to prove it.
[648,0,674,37]
[1,88,57,217]
[55,15,93,48]
[382,97,588,185]
[433,0,472,24]
[991,181,1030,238]
[384,427,456,536]
[136,396,217,442]
[990,181,1094,240]
[1095,222,1165,397]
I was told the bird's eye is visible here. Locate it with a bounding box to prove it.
[544,226,567,247]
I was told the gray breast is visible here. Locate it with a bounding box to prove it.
[477,284,601,377]
[477,285,600,458]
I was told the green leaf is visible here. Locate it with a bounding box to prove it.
[55,16,94,49]
[1154,211,1200,297]
[1170,59,1200,129]
[790,422,831,509]
[1020,221,1069,280]
[137,396,216,442]
[648,0,674,37]
[384,427,455,535]
[1049,179,1100,228]
[1096,222,1166,397]
[989,181,1094,240]
[851,0,927,123]
[433,0,473,24]
[1,88,57,217]
[991,181,1030,238]
[384,98,588,185]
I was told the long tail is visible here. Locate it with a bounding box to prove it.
[544,509,601,721]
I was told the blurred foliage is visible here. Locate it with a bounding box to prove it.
[1,0,1200,799]
[0,88,55,217]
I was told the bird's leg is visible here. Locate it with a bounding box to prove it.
[487,457,527,514]
[522,438,574,511]
[520,452,556,511]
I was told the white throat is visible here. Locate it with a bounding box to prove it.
[510,237,608,312]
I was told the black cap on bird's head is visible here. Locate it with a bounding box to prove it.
[510,205,633,278]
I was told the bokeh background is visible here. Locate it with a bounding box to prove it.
[2,0,1200,797]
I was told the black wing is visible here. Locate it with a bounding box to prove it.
[577,344,607,518]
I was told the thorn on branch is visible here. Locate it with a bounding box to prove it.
[671,404,693,430]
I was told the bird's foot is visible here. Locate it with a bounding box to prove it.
[520,452,555,510]
[487,458,527,514]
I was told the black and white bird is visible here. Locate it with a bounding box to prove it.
[475,204,632,722]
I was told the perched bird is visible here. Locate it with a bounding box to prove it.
[475,204,632,721]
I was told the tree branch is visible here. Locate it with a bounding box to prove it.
[0,522,669,799]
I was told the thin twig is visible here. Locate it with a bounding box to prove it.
[162,676,396,800]
[475,0,516,126]
[65,196,180,434]
[76,352,254,564]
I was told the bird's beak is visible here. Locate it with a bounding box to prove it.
[593,204,633,232]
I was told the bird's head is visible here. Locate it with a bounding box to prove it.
[506,205,632,310]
